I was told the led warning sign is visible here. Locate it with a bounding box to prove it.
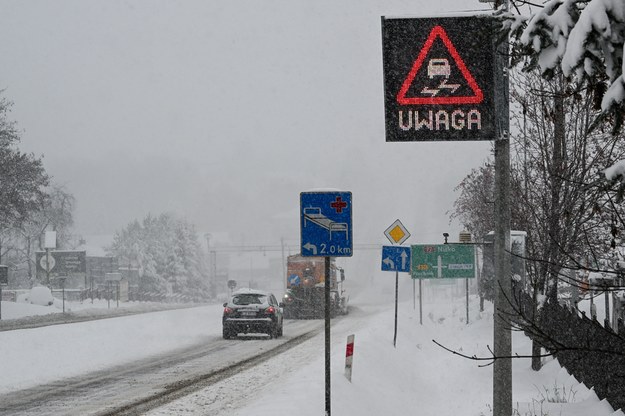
[381,15,501,142]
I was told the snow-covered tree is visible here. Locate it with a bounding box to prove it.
[497,0,625,302]
[450,67,625,299]
[108,213,208,298]
[499,0,625,202]
[504,1,624,124]
[0,94,49,232]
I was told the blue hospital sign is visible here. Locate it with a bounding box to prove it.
[381,15,501,142]
[300,191,353,257]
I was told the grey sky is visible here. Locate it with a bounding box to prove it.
[0,0,493,246]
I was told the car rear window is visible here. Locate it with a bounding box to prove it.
[232,294,266,305]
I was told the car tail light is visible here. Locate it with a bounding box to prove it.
[223,307,234,315]
[265,306,275,314]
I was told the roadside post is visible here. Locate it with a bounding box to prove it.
[382,13,510,414]
[300,190,353,416]
[44,231,56,286]
[411,243,476,325]
[106,273,122,309]
[0,265,8,320]
[345,334,355,382]
[59,277,67,313]
[381,219,411,347]
[459,231,473,324]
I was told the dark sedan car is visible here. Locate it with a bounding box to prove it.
[222,289,284,339]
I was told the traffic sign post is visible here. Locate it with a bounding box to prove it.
[381,15,500,142]
[380,220,411,347]
[300,190,352,416]
[382,13,510,412]
[0,265,7,320]
[381,245,411,347]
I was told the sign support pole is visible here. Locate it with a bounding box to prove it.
[413,278,416,310]
[419,278,423,325]
[394,270,398,347]
[466,278,469,325]
[325,256,331,416]
[46,248,50,286]
[493,0,512,413]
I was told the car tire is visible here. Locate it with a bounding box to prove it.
[268,325,277,339]
[223,328,234,339]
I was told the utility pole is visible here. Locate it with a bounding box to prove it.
[493,0,512,414]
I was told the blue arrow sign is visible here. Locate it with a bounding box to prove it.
[288,274,301,286]
[381,246,411,272]
[300,191,353,257]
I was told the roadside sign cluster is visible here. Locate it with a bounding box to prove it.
[381,219,412,273]
[379,221,476,278]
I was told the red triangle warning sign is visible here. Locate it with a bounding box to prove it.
[396,25,484,105]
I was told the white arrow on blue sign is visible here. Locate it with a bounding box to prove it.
[381,246,411,272]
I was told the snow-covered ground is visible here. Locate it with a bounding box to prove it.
[1,279,623,415]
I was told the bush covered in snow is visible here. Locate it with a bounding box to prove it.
[19,286,54,306]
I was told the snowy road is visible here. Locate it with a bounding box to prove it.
[0,317,324,415]
[0,302,344,416]
[3,285,623,416]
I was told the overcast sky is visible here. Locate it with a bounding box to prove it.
[0,0,494,248]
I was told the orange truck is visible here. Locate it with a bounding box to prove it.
[282,254,348,319]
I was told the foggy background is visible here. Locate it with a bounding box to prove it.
[0,0,493,283]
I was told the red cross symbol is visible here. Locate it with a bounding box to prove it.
[330,196,347,213]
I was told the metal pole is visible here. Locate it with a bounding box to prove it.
[325,256,331,416]
[394,270,399,347]
[419,278,423,325]
[62,278,65,313]
[493,116,512,416]
[46,248,50,286]
[493,0,512,410]
[413,278,416,310]
[466,278,469,324]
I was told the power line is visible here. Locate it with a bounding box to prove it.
[207,243,382,253]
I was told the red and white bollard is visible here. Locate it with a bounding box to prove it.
[344,334,355,382]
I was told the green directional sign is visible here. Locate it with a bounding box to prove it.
[411,244,475,279]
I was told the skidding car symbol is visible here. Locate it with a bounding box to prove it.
[427,58,451,79]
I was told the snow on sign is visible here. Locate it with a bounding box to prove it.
[300,191,353,257]
[382,15,500,142]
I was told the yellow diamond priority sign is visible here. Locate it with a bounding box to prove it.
[384,219,411,245]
